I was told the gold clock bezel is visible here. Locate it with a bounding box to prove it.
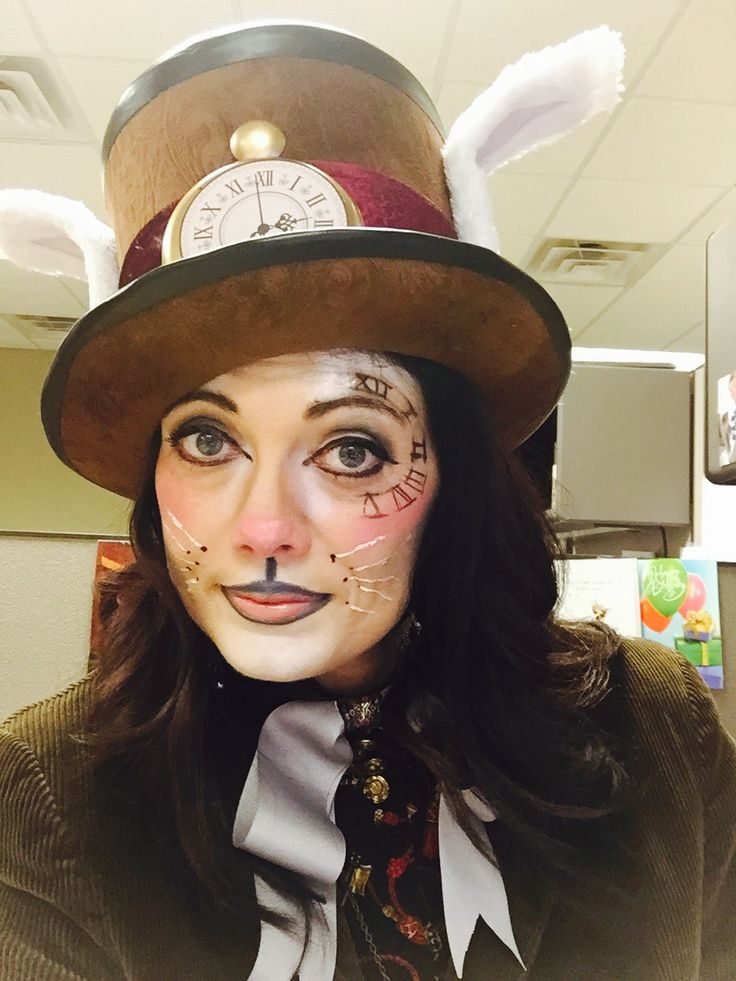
[161,158,363,263]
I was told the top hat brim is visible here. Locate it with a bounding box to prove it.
[42,229,570,500]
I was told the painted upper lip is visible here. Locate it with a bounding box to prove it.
[223,580,331,600]
[222,579,332,626]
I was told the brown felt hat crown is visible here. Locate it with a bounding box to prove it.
[41,21,570,500]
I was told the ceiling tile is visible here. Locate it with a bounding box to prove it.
[489,172,571,236]
[637,0,736,104]
[236,0,454,87]
[679,186,736,246]
[665,322,705,353]
[59,277,91,307]
[26,0,237,59]
[1,0,43,53]
[438,80,610,176]
[0,277,84,317]
[635,244,705,292]
[0,261,85,295]
[497,233,536,267]
[57,58,150,143]
[543,283,622,336]
[665,323,705,353]
[27,331,64,351]
[546,178,721,243]
[445,0,682,85]
[584,97,736,186]
[0,314,33,348]
[576,285,704,348]
[0,143,106,218]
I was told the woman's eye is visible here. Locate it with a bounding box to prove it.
[312,437,394,478]
[167,422,241,465]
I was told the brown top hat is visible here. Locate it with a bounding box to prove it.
[39,21,571,500]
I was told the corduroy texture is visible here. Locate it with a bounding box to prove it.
[1,639,735,980]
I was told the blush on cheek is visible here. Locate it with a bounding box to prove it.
[155,466,210,580]
[329,497,431,567]
[156,467,210,538]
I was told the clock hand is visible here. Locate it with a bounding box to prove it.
[254,177,265,225]
[248,179,272,237]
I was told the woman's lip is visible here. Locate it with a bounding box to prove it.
[222,586,331,625]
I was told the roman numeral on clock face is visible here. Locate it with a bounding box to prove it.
[199,204,221,218]
[389,483,417,511]
[225,178,244,197]
[403,468,427,493]
[306,193,327,208]
[256,170,273,187]
[354,373,392,400]
[362,492,387,518]
[314,219,335,228]
[410,438,427,462]
[193,226,213,240]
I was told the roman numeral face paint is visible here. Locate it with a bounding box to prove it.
[155,351,438,694]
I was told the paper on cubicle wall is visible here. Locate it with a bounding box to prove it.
[555,558,642,638]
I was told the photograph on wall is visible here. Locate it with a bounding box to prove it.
[555,558,642,637]
[716,371,736,468]
[90,540,134,654]
[638,558,724,690]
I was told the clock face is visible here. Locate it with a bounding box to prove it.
[165,159,362,260]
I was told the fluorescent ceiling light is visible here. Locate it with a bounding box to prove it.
[571,347,705,372]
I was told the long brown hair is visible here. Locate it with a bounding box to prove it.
[88,354,633,917]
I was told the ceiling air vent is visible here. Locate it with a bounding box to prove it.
[7,313,76,348]
[528,239,664,287]
[0,56,82,140]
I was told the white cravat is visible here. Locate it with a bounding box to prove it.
[232,700,525,980]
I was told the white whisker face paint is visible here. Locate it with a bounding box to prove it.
[330,535,386,561]
[357,586,393,601]
[155,351,438,692]
[164,508,205,549]
[353,556,390,571]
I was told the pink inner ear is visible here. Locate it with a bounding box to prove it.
[476,100,566,173]
[34,235,83,259]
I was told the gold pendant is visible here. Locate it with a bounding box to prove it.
[349,863,372,896]
[363,773,390,804]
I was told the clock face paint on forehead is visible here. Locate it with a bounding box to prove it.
[154,350,439,694]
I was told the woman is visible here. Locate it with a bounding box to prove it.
[1,20,734,981]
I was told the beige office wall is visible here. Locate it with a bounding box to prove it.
[0,348,129,535]
[0,535,98,720]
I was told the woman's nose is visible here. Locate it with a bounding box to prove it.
[232,513,310,559]
[230,463,311,560]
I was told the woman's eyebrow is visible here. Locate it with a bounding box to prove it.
[163,389,239,416]
[304,394,404,423]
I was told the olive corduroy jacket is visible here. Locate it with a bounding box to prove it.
[1,638,735,980]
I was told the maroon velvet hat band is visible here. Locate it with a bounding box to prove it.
[119,160,457,287]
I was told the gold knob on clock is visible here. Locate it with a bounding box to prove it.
[230,120,286,162]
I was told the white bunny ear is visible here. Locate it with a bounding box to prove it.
[442,25,625,252]
[0,189,120,308]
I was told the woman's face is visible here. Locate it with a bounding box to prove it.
[155,351,439,694]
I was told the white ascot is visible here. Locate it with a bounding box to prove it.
[232,701,525,980]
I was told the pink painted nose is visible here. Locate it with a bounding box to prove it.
[232,514,310,559]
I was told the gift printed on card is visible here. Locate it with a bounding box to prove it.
[638,559,723,690]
